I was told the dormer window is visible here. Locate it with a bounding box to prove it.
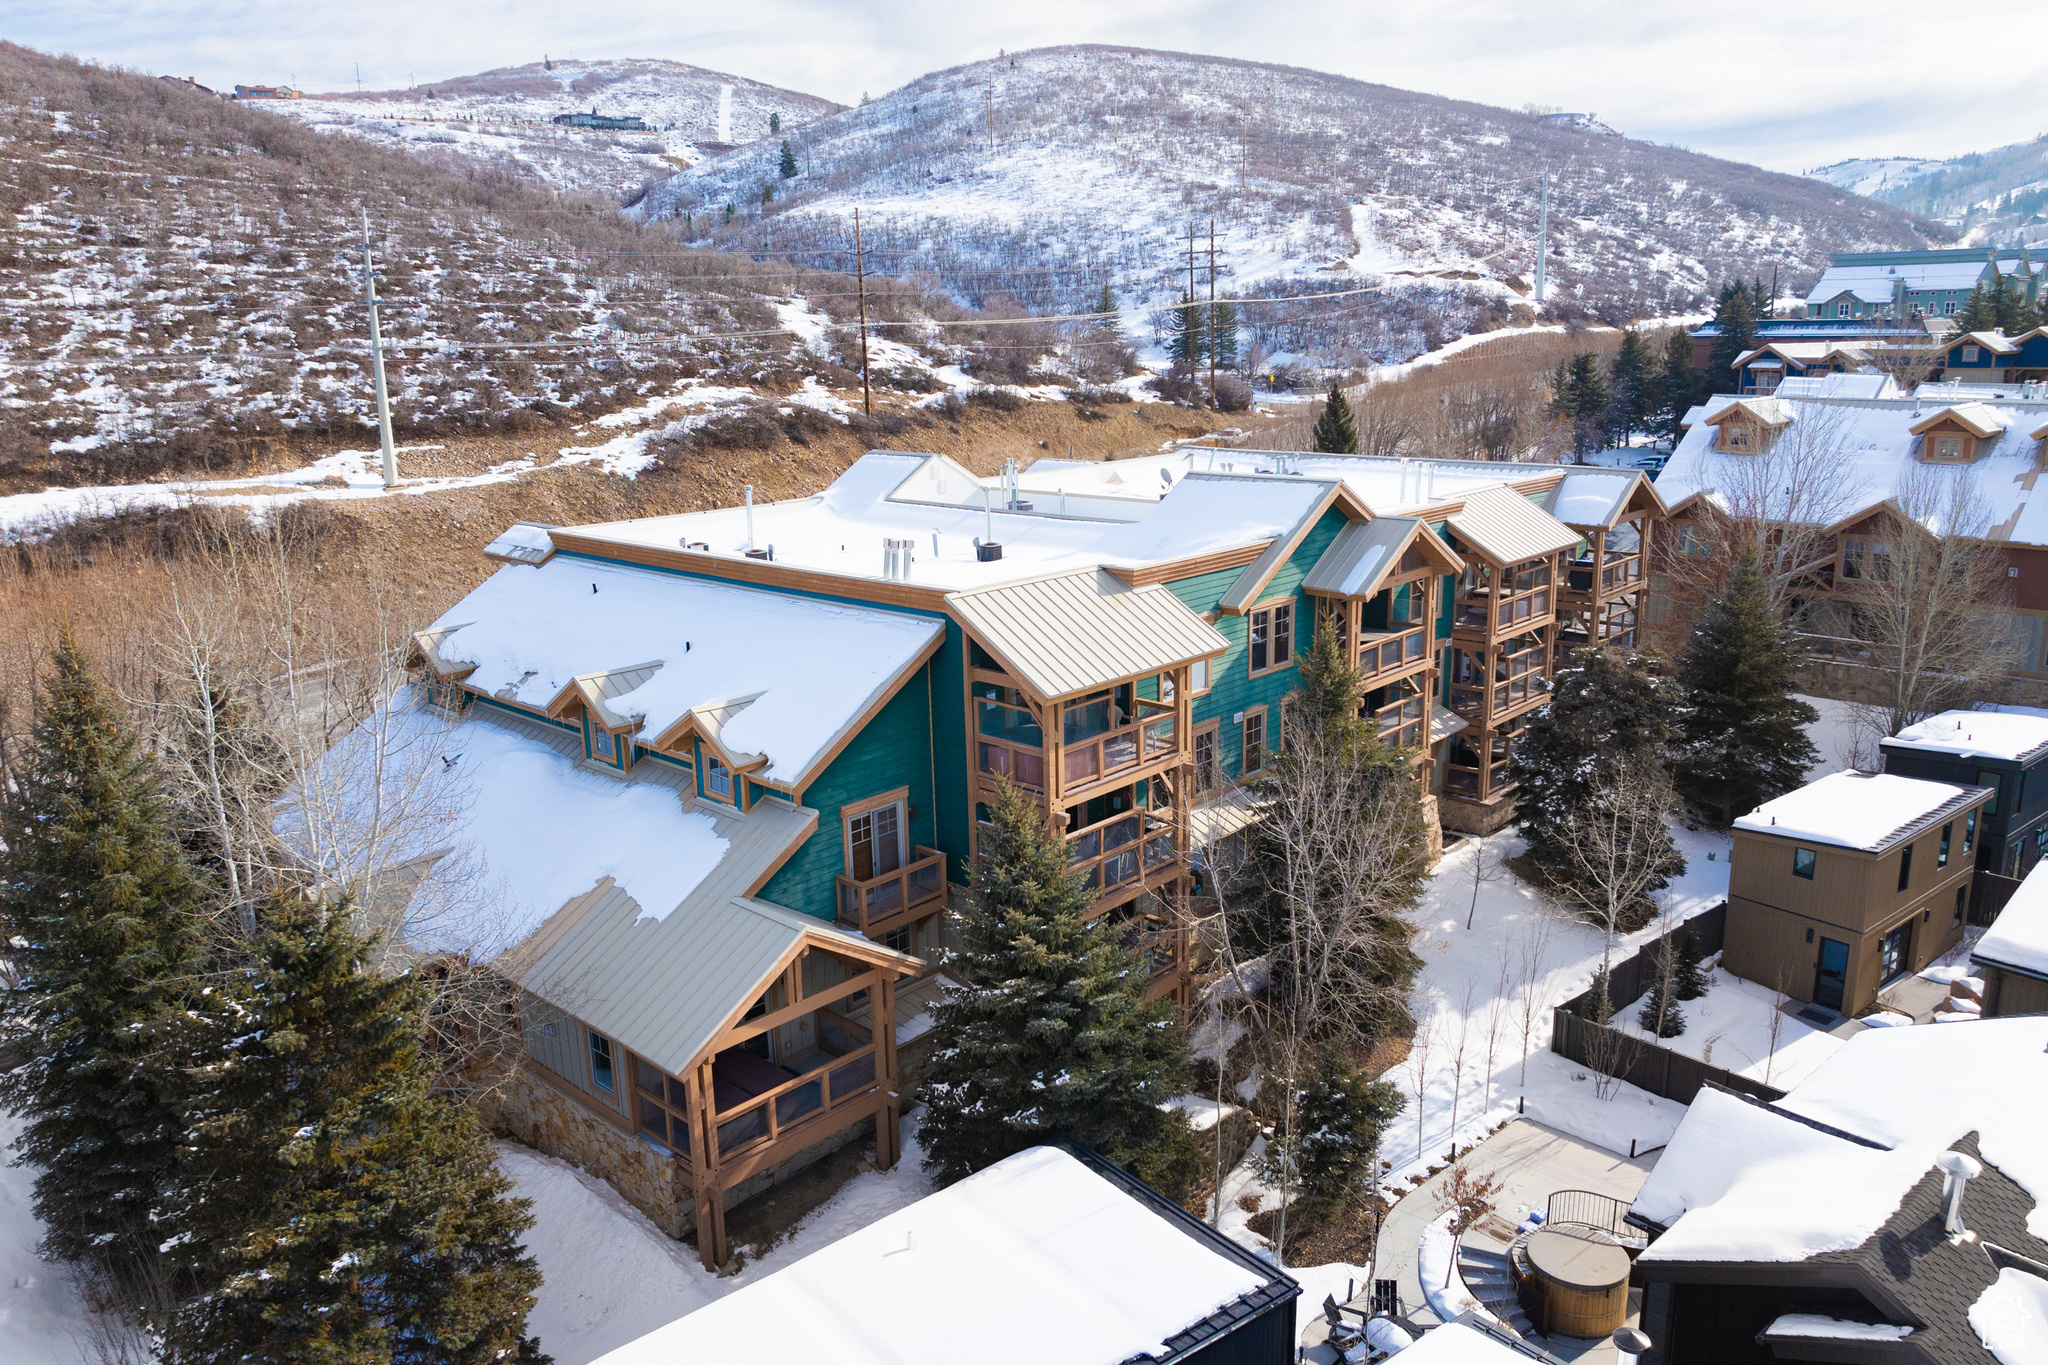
[1721,421,1757,453]
[1936,434,1965,460]
[705,755,734,800]
[592,725,618,762]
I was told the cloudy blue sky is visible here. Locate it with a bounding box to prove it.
[9,0,2041,172]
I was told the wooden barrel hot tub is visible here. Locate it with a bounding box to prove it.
[1520,1224,1631,1339]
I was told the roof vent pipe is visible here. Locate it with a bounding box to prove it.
[983,485,994,545]
[744,485,755,550]
[1937,1151,1982,1236]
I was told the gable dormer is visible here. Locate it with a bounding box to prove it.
[1910,403,2007,463]
[1703,398,1792,453]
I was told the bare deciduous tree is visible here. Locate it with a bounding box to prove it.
[1514,909,1559,1087]
[1547,764,1683,982]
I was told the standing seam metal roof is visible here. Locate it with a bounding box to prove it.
[1301,516,1427,597]
[946,568,1229,701]
[1444,485,1581,566]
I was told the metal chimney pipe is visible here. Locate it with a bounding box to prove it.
[1937,1151,1982,1236]
[744,485,755,550]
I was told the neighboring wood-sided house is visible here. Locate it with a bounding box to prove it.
[1724,771,1990,1019]
[1626,1020,2048,1365]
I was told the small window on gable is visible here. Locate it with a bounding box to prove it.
[705,755,734,800]
[1963,345,1982,363]
[1721,421,1754,453]
[591,724,618,762]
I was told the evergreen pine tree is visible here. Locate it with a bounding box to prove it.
[1954,278,2000,334]
[1167,293,1208,368]
[163,897,546,1365]
[1271,1048,1404,1224]
[1508,648,1686,893]
[1656,330,1697,443]
[760,183,775,206]
[1607,329,1656,443]
[1704,285,1757,403]
[1565,351,1609,459]
[1092,284,1123,343]
[777,140,798,179]
[1311,383,1358,453]
[1209,300,1239,370]
[918,781,1189,1187]
[1749,275,1772,320]
[1674,544,1820,824]
[1547,357,1577,421]
[1673,927,1709,1001]
[1638,977,1685,1038]
[0,633,209,1279]
[769,111,781,134]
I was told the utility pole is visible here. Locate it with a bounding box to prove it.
[1535,172,1550,305]
[1186,223,1197,374]
[987,67,995,154]
[855,207,872,416]
[1207,218,1218,404]
[359,209,398,488]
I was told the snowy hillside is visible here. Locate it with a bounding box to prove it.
[267,59,842,198]
[1809,136,2048,246]
[638,45,1926,340]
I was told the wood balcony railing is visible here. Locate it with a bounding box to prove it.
[1375,695,1426,748]
[1358,626,1428,682]
[1067,810,1178,898]
[1120,916,1185,987]
[977,738,1047,791]
[1062,713,1179,792]
[835,845,946,939]
[712,1041,883,1161]
[1566,553,1642,598]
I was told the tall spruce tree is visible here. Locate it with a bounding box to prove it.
[918,781,1189,1188]
[0,634,209,1279]
[1657,330,1697,443]
[163,897,546,1365]
[1703,285,1758,404]
[1675,544,1820,824]
[1209,300,1240,370]
[1607,329,1656,442]
[1092,283,1123,343]
[777,140,798,178]
[1508,648,1686,893]
[1558,351,1610,459]
[1312,383,1359,453]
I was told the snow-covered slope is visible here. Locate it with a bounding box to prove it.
[268,59,842,198]
[1809,137,2048,246]
[640,45,1926,329]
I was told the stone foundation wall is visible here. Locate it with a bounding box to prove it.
[486,1065,888,1244]
[1439,790,1521,836]
[487,1067,695,1237]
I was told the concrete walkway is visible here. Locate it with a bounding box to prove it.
[1304,1119,1658,1362]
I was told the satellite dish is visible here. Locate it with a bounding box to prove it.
[1160,469,1174,486]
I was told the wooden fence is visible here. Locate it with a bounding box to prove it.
[1548,902,1789,1107]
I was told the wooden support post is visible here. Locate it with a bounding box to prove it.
[692,1059,727,1271]
[876,972,901,1170]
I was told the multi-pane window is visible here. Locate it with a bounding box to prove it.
[705,755,734,800]
[848,801,904,881]
[1194,726,1218,794]
[1249,602,1294,675]
[591,725,618,761]
[589,1031,615,1094]
[1242,709,1267,776]
[634,1056,691,1152]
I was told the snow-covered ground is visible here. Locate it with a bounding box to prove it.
[0,1113,92,1365]
[1612,955,1845,1089]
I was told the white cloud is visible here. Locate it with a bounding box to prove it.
[10,0,2015,172]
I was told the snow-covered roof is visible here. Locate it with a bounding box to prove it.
[1699,395,1794,427]
[1945,330,2020,356]
[1883,708,2048,764]
[945,568,1227,700]
[1774,373,1900,401]
[1630,1087,1875,1231]
[1910,401,2009,438]
[1641,1017,2048,1266]
[1444,485,1581,566]
[1975,861,2048,981]
[1386,1318,1540,1362]
[1660,392,2048,546]
[1733,770,1984,853]
[288,698,916,1075]
[1805,260,1993,305]
[1761,1315,1912,1343]
[1299,516,1461,598]
[422,554,942,786]
[483,520,557,566]
[1543,469,1659,529]
[587,1145,1283,1365]
[1971,1268,2048,1365]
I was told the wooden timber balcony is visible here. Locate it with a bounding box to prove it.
[1062,710,1180,796]
[1357,625,1429,685]
[835,845,946,939]
[1563,551,1642,601]
[1066,809,1178,900]
[711,1038,883,1164]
